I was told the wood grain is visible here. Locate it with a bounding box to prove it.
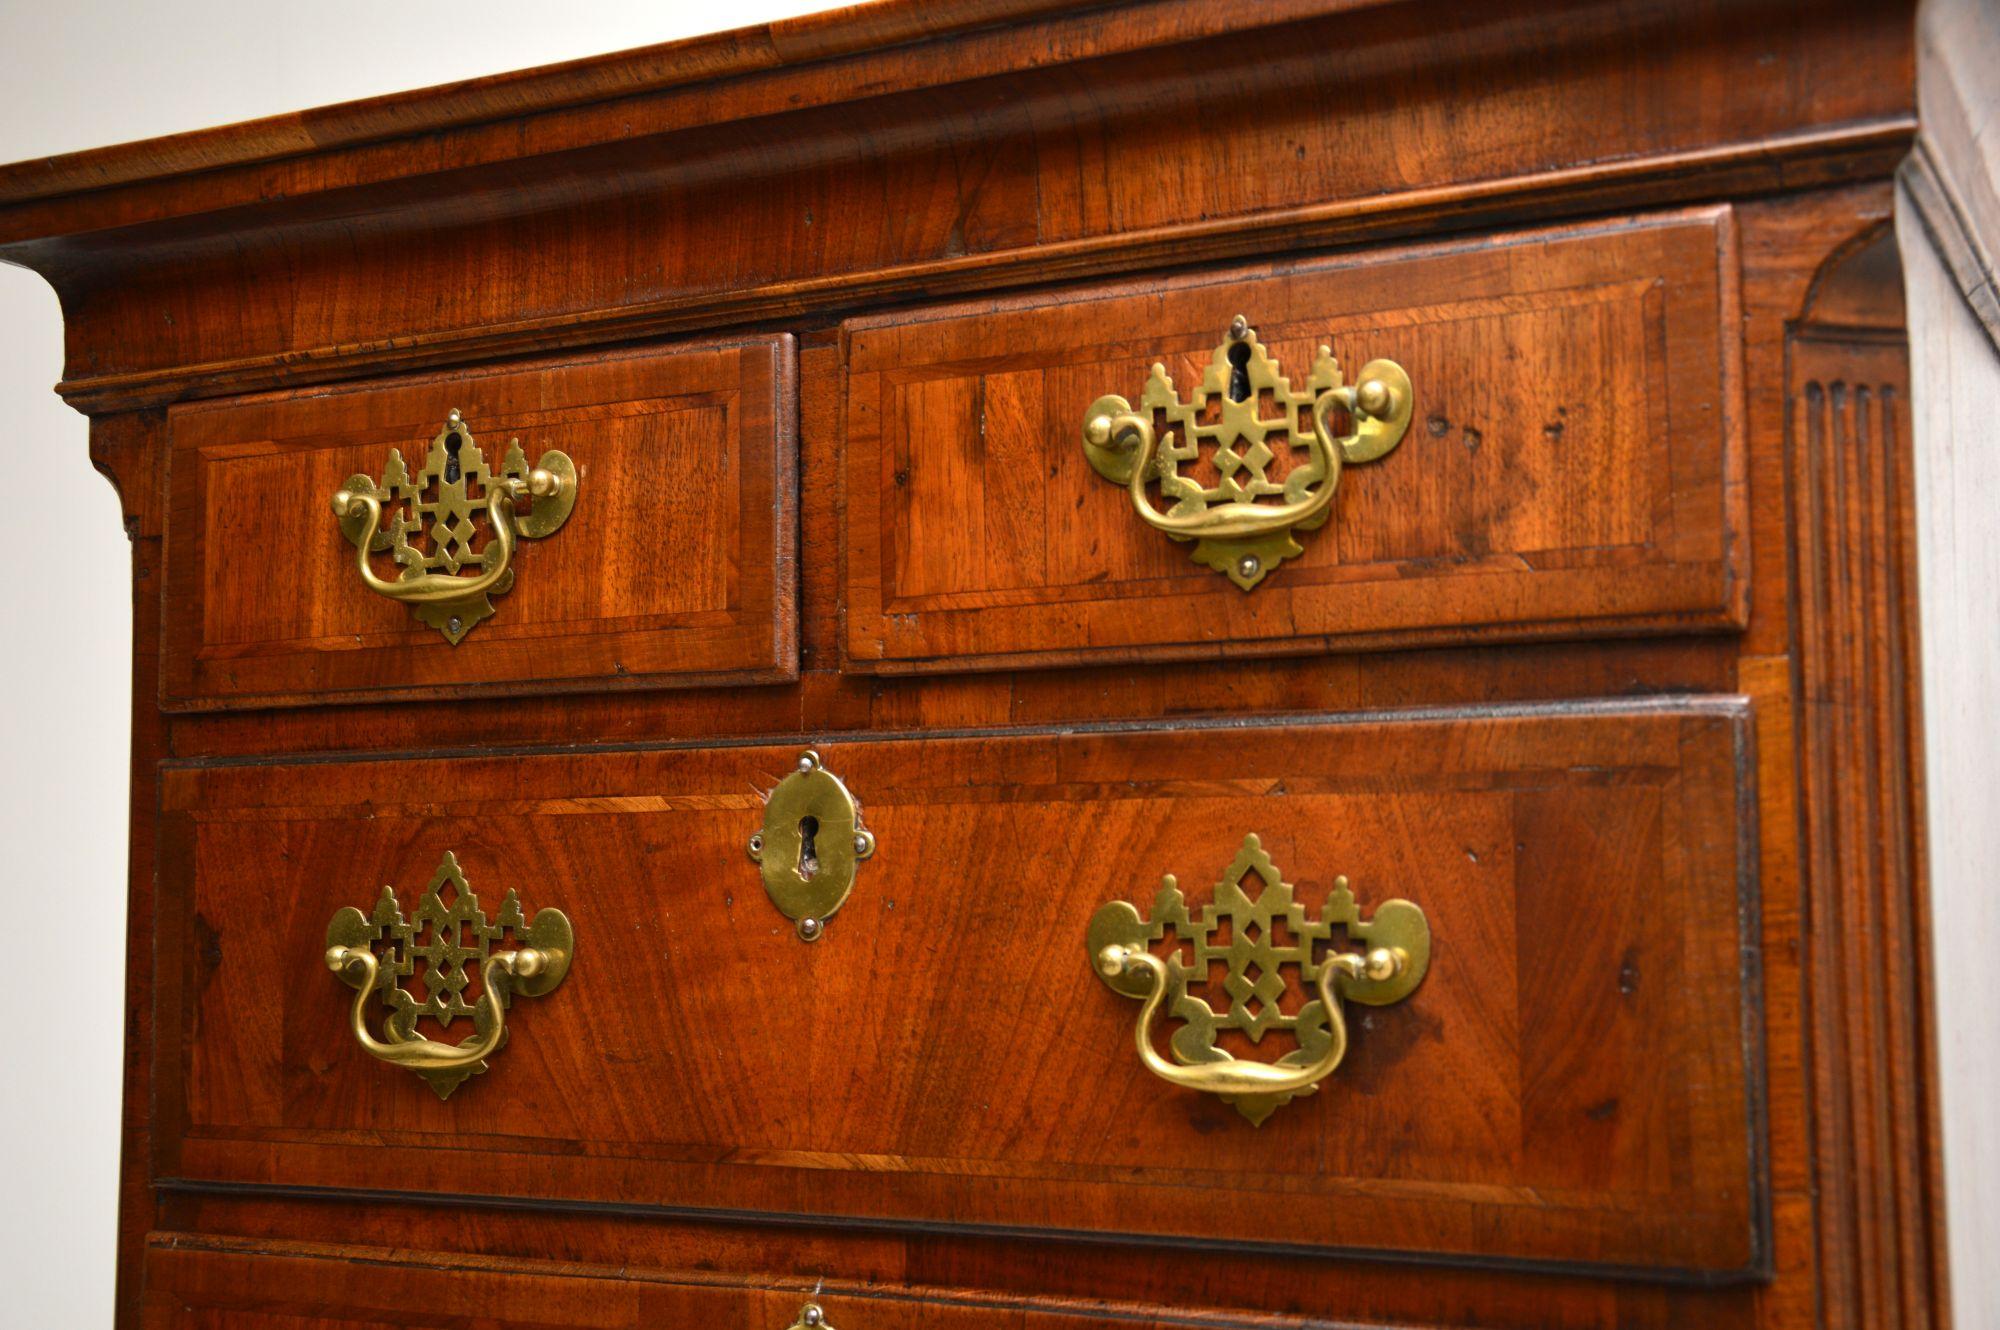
[90,409,172,1330]
[842,210,1745,671]
[0,0,1948,1326]
[0,0,1912,412]
[138,1235,1329,1330]
[159,338,797,709]
[1789,229,1948,1330]
[156,704,1762,1278]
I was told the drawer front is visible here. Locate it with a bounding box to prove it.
[840,210,1744,672]
[160,337,796,709]
[158,701,1762,1278]
[145,1245,1137,1330]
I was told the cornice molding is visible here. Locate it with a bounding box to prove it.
[1897,0,2000,354]
[49,118,1914,415]
[1900,138,2000,357]
[0,0,1382,235]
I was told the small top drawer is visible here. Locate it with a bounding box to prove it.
[160,337,796,710]
[840,208,1744,673]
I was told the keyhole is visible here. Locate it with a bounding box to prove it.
[796,815,820,881]
[1226,340,1252,403]
[444,433,462,484]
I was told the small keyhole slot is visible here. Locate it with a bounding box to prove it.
[1226,340,1252,403]
[796,815,821,882]
[443,432,463,485]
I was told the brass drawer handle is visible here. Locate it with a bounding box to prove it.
[1081,316,1411,589]
[1087,833,1428,1125]
[331,409,577,644]
[324,851,573,1100]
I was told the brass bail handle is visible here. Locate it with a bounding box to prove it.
[1094,939,1409,1103]
[324,851,574,1100]
[331,409,578,644]
[324,944,549,1079]
[1080,316,1413,590]
[1086,833,1429,1125]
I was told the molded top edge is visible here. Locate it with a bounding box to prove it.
[0,0,1374,212]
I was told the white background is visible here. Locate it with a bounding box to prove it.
[0,3,832,1323]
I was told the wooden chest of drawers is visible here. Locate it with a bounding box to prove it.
[0,1,1945,1327]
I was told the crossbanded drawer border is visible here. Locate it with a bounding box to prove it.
[151,695,1770,1286]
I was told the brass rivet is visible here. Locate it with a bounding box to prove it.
[798,751,819,773]
[853,834,870,855]
[447,615,463,635]
[800,1307,825,1328]
[1237,554,1260,580]
[1228,314,1250,340]
[797,917,823,942]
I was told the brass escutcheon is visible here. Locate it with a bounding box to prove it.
[324,851,574,1100]
[1081,316,1411,589]
[331,409,577,643]
[1087,833,1428,1125]
[750,751,875,942]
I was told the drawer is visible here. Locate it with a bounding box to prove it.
[840,209,1745,672]
[160,337,796,709]
[145,1244,1135,1330]
[157,699,1763,1279]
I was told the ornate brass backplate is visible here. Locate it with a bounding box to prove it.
[749,750,875,942]
[1080,317,1412,589]
[331,409,577,643]
[324,851,573,1100]
[1087,833,1428,1124]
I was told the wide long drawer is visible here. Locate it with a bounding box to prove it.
[157,700,1763,1279]
[142,1242,1171,1329]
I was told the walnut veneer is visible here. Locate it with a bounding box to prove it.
[0,1,1945,1327]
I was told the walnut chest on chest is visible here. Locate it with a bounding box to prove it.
[0,2,1945,1326]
